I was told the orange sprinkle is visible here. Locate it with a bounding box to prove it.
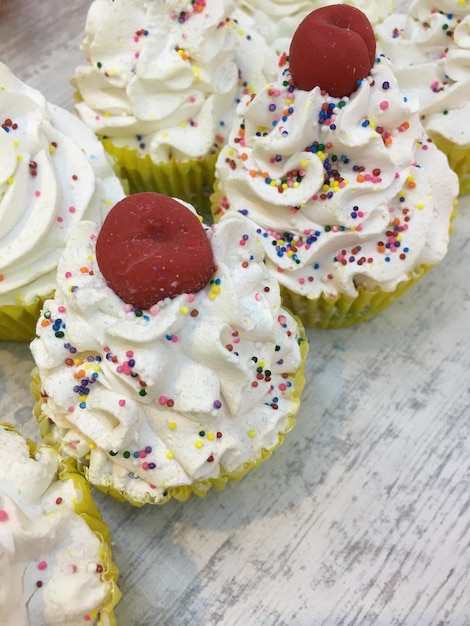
[356,174,365,183]
[249,169,257,177]
[79,267,89,274]
[74,369,86,379]
[41,320,51,327]
[407,181,416,189]
[383,137,393,146]
[377,245,385,253]
[241,153,248,161]
[0,274,3,281]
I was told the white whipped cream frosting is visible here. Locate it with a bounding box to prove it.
[30,209,304,504]
[0,426,114,626]
[73,0,277,164]
[233,0,395,55]
[214,56,458,299]
[0,62,125,308]
[376,0,470,145]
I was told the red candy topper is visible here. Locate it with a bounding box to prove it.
[289,4,376,97]
[96,192,215,310]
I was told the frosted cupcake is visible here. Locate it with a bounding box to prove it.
[72,0,277,216]
[30,192,307,506]
[0,424,120,626]
[234,0,395,55]
[0,62,125,342]
[376,0,470,194]
[212,5,459,327]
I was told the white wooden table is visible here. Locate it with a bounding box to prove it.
[1,2,469,624]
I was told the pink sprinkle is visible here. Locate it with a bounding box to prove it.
[69,206,76,214]
[124,303,133,313]
[118,399,126,407]
[69,441,79,449]
[65,271,72,279]
[233,337,240,344]
[158,396,168,406]
[139,450,147,459]
[68,406,75,413]
[35,191,41,197]
[142,462,149,470]
[0,510,9,522]
[149,305,160,315]
[358,211,365,218]
[298,278,305,285]
[380,101,389,110]
[57,216,63,223]
[278,383,287,392]
[38,561,48,571]
[278,315,287,325]
[186,294,196,303]
[133,36,139,42]
[126,350,134,357]
[239,239,246,246]
[171,335,179,343]
[58,306,66,313]
[255,293,262,301]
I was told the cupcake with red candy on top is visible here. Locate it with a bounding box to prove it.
[30,192,307,506]
[212,4,458,327]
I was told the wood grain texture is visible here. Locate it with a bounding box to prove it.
[0,2,469,625]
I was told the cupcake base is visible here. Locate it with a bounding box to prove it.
[279,266,431,328]
[102,140,218,219]
[0,295,51,342]
[31,322,309,507]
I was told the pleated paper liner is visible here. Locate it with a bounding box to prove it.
[102,139,218,220]
[428,131,470,196]
[31,321,308,507]
[0,423,121,626]
[0,294,51,342]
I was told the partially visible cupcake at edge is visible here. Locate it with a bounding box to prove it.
[72,0,278,216]
[30,192,308,506]
[233,0,395,55]
[376,0,470,195]
[212,4,459,328]
[0,424,120,626]
[0,62,125,342]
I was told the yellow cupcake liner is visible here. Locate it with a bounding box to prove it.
[427,131,470,196]
[0,294,51,342]
[102,139,218,219]
[31,320,308,507]
[0,423,121,626]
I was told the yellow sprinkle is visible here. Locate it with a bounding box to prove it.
[13,139,19,147]
[49,145,55,153]
[85,454,90,461]
[89,441,96,449]
[7,177,14,184]
[293,181,300,188]
[207,433,215,441]
[168,421,177,430]
[104,112,110,118]
[270,180,276,186]
[211,285,221,295]
[247,430,256,438]
[180,121,187,128]
[300,159,307,168]
[166,451,174,459]
[17,154,23,161]
[417,203,425,210]
[195,440,204,449]
[209,293,216,301]
[93,365,101,372]
[180,306,189,315]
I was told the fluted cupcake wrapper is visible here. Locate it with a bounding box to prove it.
[102,139,218,220]
[0,294,52,342]
[31,321,309,507]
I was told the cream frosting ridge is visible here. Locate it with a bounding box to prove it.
[0,426,116,626]
[30,210,304,504]
[214,55,458,299]
[0,62,125,308]
[233,0,395,54]
[376,0,470,145]
[73,0,277,164]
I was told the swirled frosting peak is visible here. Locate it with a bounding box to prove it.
[73,0,277,163]
[376,0,470,145]
[0,62,125,308]
[30,205,305,504]
[214,54,458,299]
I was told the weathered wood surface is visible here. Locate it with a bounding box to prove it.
[1,2,469,624]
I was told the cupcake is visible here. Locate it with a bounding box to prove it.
[30,192,308,506]
[376,0,470,195]
[212,5,459,328]
[0,424,120,626]
[0,62,125,342]
[234,0,395,55]
[72,0,278,217]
